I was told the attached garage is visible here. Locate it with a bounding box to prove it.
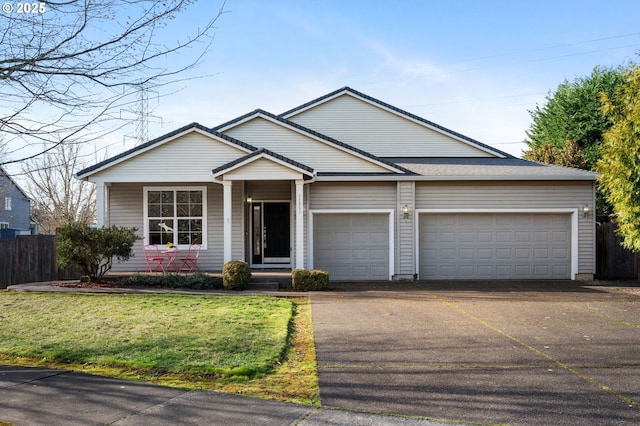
[313,213,391,281]
[419,213,573,280]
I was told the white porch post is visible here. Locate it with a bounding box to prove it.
[95,182,106,227]
[295,179,304,269]
[223,180,233,263]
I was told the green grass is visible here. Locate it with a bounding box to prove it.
[0,292,293,378]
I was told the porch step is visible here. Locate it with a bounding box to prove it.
[247,271,292,290]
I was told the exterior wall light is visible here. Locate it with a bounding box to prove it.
[402,204,410,220]
[582,204,591,217]
[246,195,252,203]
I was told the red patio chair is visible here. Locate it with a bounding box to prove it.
[143,245,165,273]
[178,244,201,273]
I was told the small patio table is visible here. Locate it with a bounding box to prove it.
[161,248,180,272]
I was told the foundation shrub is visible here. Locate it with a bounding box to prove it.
[123,271,221,289]
[222,260,251,290]
[291,269,329,291]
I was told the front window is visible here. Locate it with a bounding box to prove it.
[144,187,206,247]
[0,222,9,229]
[4,197,11,211]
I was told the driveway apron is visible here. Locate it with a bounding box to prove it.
[310,281,640,425]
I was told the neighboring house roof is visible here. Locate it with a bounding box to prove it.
[76,122,257,179]
[280,86,514,159]
[0,165,30,200]
[211,148,315,178]
[386,157,597,181]
[213,109,414,175]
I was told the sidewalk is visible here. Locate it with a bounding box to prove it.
[0,365,448,425]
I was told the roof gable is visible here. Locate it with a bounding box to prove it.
[216,109,410,174]
[212,148,314,180]
[77,123,254,182]
[281,87,512,159]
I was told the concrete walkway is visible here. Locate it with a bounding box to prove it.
[3,280,640,424]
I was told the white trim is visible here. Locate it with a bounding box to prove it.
[143,186,208,250]
[308,209,395,280]
[414,208,579,280]
[295,180,305,269]
[223,182,232,263]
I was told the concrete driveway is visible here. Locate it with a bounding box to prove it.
[310,281,640,425]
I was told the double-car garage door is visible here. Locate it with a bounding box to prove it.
[314,213,389,281]
[419,213,571,280]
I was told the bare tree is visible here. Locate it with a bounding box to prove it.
[21,142,97,234]
[0,0,226,165]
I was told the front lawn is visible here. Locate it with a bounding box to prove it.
[0,292,318,404]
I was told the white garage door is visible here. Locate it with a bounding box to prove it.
[314,214,389,281]
[419,213,571,280]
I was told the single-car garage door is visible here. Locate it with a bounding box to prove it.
[419,213,571,280]
[314,214,389,281]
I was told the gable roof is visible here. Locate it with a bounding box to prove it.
[76,122,256,178]
[213,109,415,175]
[211,148,315,178]
[280,86,514,159]
[0,165,30,200]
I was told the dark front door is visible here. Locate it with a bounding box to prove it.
[251,202,290,265]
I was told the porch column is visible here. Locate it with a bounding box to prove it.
[295,179,304,269]
[223,180,232,264]
[95,182,106,227]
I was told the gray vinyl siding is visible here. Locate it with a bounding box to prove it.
[415,181,595,275]
[396,181,415,278]
[91,132,248,182]
[287,94,494,158]
[108,182,243,272]
[0,180,30,231]
[309,182,396,209]
[224,117,392,173]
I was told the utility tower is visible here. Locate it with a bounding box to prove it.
[134,83,150,146]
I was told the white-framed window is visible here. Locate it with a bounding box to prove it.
[143,186,207,248]
[0,222,9,229]
[4,197,11,211]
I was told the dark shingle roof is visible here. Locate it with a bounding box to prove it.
[385,157,597,180]
[76,123,257,178]
[280,86,515,159]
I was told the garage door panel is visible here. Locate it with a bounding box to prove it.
[420,213,571,280]
[314,214,389,281]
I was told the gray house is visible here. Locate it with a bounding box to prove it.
[0,166,33,235]
[76,87,596,281]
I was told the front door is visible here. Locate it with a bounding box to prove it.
[251,202,291,265]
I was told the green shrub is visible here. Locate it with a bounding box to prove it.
[123,271,221,289]
[291,269,329,291]
[57,222,139,282]
[222,260,251,290]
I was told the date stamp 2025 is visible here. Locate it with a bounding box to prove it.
[2,2,46,14]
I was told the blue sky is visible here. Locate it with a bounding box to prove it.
[140,0,639,158]
[5,0,640,174]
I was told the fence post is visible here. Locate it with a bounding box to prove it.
[14,236,20,284]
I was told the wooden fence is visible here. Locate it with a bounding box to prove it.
[0,235,78,289]
[596,222,639,280]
